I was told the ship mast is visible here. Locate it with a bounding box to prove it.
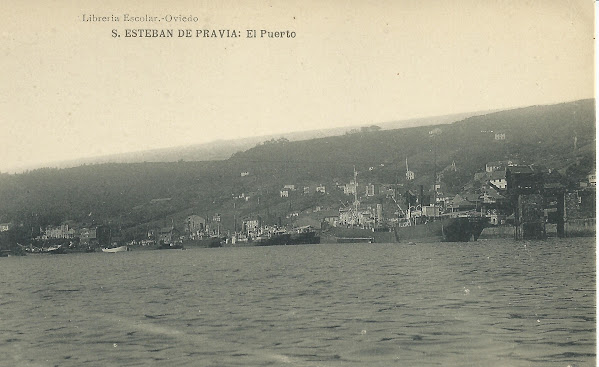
[353,165,358,207]
[353,165,359,225]
[429,128,442,215]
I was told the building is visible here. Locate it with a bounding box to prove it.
[185,215,206,235]
[280,189,290,198]
[506,165,542,194]
[489,170,507,189]
[0,223,11,232]
[405,157,415,180]
[316,185,326,194]
[242,219,261,233]
[587,172,596,187]
[43,224,76,239]
[79,227,97,245]
[448,194,478,211]
[486,161,504,172]
[365,183,376,197]
[482,186,507,205]
[486,160,518,173]
[494,133,506,140]
[489,213,507,226]
[78,226,111,247]
[565,190,596,219]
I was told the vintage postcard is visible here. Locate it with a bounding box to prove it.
[0,1,595,366]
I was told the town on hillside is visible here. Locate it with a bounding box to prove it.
[0,99,596,254]
[1,153,594,255]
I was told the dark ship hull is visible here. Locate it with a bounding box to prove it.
[157,243,185,250]
[183,237,223,248]
[322,216,487,243]
[256,231,320,246]
[441,216,488,242]
[321,227,396,243]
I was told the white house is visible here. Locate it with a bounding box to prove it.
[489,170,507,189]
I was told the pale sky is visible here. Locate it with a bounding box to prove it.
[1,0,595,173]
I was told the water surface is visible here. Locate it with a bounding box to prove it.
[0,238,595,366]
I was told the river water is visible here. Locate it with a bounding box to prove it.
[0,238,595,367]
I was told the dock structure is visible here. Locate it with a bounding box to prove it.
[515,194,545,240]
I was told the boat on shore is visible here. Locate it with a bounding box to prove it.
[45,245,68,254]
[101,245,129,253]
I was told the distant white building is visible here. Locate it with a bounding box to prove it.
[343,181,357,195]
[588,172,596,187]
[405,158,415,180]
[43,224,76,239]
[243,219,260,233]
[365,183,376,197]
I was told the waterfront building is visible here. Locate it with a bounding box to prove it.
[43,224,76,239]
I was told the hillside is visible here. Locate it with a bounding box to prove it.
[18,110,491,172]
[0,99,594,243]
[231,99,594,186]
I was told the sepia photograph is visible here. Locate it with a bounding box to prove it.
[0,1,595,366]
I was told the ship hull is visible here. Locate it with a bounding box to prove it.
[441,216,487,242]
[395,221,444,242]
[288,231,321,245]
[256,231,320,246]
[157,243,185,250]
[182,237,222,248]
[321,227,397,243]
[322,217,487,243]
